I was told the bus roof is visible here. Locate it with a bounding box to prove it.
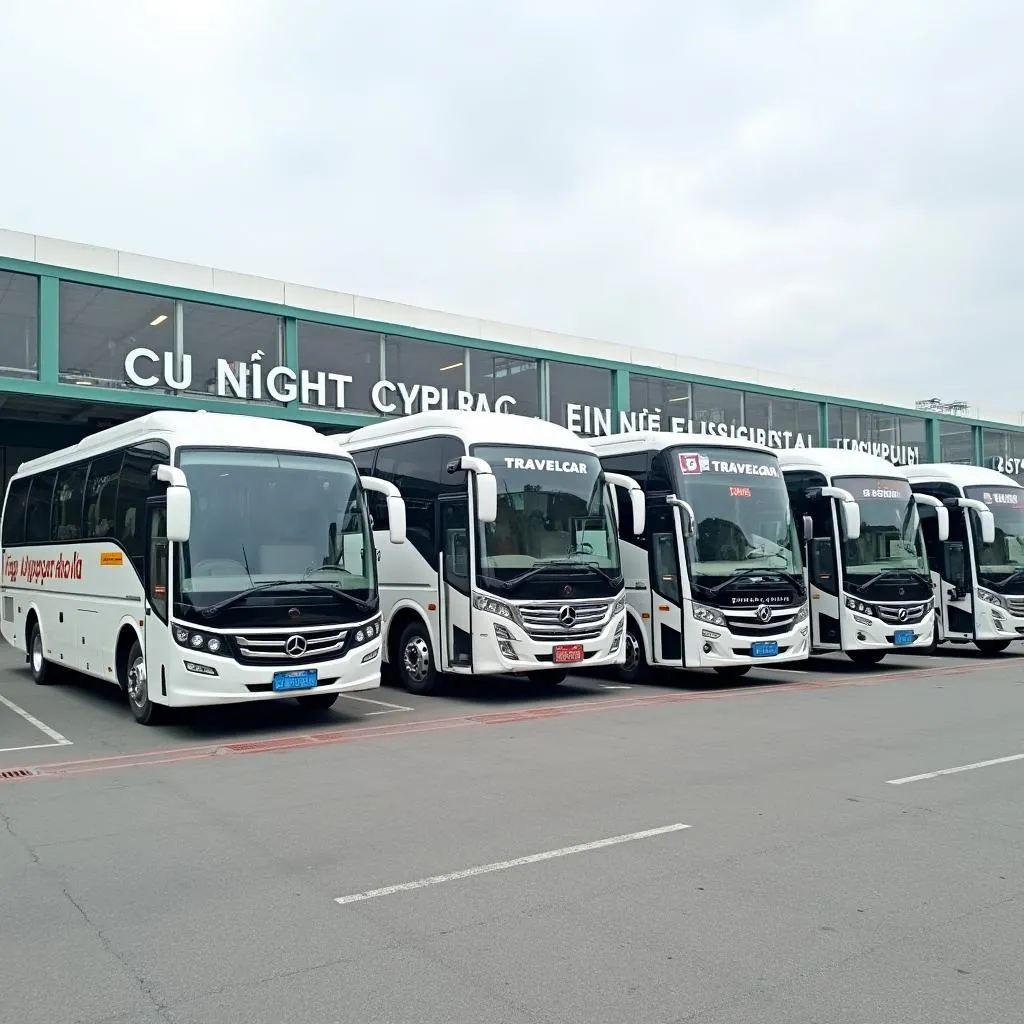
[775,447,910,479]
[904,463,1021,490]
[588,431,774,457]
[14,410,349,478]
[338,411,596,452]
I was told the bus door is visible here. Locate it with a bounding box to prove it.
[647,500,684,666]
[806,506,843,651]
[937,530,974,641]
[144,500,174,698]
[438,493,473,670]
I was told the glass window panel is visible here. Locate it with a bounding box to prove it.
[897,416,927,448]
[691,383,743,429]
[469,351,540,419]
[983,428,1024,482]
[939,418,974,465]
[181,301,283,402]
[0,271,38,380]
[628,374,691,430]
[297,321,381,414]
[382,335,467,417]
[743,392,821,446]
[59,283,174,389]
[827,404,860,447]
[549,362,612,436]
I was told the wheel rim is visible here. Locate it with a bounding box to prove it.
[624,631,640,673]
[127,655,147,706]
[31,632,43,674]
[403,636,430,683]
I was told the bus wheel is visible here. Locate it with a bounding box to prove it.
[29,623,56,685]
[847,650,886,666]
[528,670,567,688]
[618,624,646,684]
[125,640,164,725]
[398,622,440,695]
[296,693,339,712]
[976,640,1012,656]
[713,665,751,678]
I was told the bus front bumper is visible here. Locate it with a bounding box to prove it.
[841,606,935,651]
[973,600,1024,642]
[164,645,383,706]
[692,617,810,668]
[472,608,627,676]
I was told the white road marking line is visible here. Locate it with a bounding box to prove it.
[0,740,70,754]
[364,710,401,717]
[601,685,632,690]
[887,753,1024,785]
[0,693,72,746]
[338,693,414,712]
[335,822,691,906]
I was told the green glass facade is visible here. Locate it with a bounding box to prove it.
[1,250,1023,495]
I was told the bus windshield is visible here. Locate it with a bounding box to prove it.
[834,476,929,580]
[471,445,620,582]
[964,484,1024,587]
[175,449,375,610]
[670,446,802,583]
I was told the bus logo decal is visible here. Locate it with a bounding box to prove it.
[756,604,773,623]
[558,606,578,627]
[285,635,308,658]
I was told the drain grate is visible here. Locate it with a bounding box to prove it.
[0,768,38,781]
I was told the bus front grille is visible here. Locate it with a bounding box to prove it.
[517,601,612,641]
[233,627,348,665]
[874,603,928,625]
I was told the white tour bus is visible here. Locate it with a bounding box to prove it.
[905,464,1021,654]
[590,432,812,681]
[338,411,645,694]
[777,448,948,664]
[0,410,406,724]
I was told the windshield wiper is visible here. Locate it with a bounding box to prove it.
[981,569,1024,591]
[848,569,931,592]
[505,559,615,590]
[200,580,371,619]
[705,569,787,594]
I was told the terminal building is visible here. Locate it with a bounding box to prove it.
[0,227,1022,496]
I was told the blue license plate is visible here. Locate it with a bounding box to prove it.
[750,641,779,658]
[272,669,318,692]
[893,630,916,646]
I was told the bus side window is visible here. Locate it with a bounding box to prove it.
[117,443,168,576]
[1,477,30,546]
[149,507,169,621]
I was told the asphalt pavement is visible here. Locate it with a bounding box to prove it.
[2,644,1023,1024]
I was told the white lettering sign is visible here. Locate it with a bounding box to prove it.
[503,457,588,474]
[830,437,920,466]
[123,348,517,417]
[991,457,1024,477]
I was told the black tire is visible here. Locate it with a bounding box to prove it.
[528,670,567,688]
[618,622,647,684]
[296,693,339,712]
[125,639,164,725]
[28,622,57,685]
[713,665,751,678]
[396,621,440,695]
[847,650,886,666]
[976,639,1012,656]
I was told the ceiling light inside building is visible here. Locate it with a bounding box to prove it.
[150,314,168,326]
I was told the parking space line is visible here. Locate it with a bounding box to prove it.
[887,752,1024,785]
[338,693,415,712]
[335,822,691,905]
[0,693,72,750]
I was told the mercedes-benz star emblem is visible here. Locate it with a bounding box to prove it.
[285,635,308,658]
[558,605,577,628]
[756,604,773,623]
[897,608,908,622]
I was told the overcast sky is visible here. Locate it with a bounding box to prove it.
[2,0,1022,412]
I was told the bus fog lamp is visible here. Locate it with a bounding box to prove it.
[184,661,217,676]
[497,640,518,659]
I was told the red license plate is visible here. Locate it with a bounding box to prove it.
[553,644,584,664]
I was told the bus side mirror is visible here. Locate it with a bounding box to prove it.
[630,490,646,536]
[387,496,406,545]
[840,500,861,542]
[979,509,996,545]
[476,473,497,524]
[936,506,950,542]
[667,495,696,538]
[165,486,191,544]
[803,515,814,543]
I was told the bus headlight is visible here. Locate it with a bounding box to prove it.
[172,624,227,656]
[350,618,382,647]
[612,594,625,615]
[845,596,877,617]
[692,603,727,627]
[794,603,809,623]
[474,595,516,621]
[977,588,1006,608]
